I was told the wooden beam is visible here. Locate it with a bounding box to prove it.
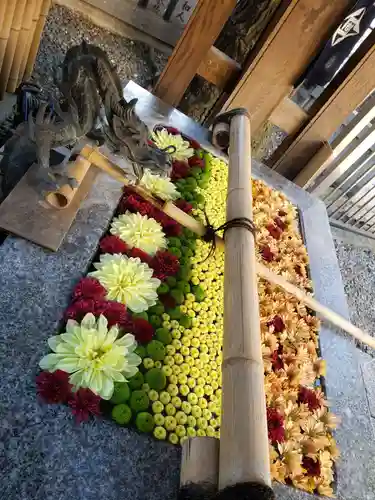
[269,95,309,135]
[197,47,241,90]
[273,40,375,178]
[222,0,353,132]
[153,0,237,107]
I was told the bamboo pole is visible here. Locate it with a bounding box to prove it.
[8,0,37,92]
[0,0,18,88]
[24,0,51,81]
[0,0,27,100]
[18,0,43,86]
[219,114,271,491]
[78,145,375,351]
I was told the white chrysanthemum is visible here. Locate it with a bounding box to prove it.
[140,169,180,201]
[110,211,167,256]
[89,254,160,312]
[151,129,194,161]
[39,313,141,399]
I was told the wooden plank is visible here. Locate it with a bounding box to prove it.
[293,142,333,188]
[197,46,241,90]
[0,162,98,251]
[154,0,237,107]
[222,0,353,133]
[273,40,375,178]
[269,95,309,135]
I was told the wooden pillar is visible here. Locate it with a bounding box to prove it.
[24,0,51,81]
[0,0,18,94]
[153,0,237,107]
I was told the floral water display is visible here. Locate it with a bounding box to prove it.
[37,126,339,496]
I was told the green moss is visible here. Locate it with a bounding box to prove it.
[110,382,131,404]
[145,367,167,391]
[134,345,147,359]
[136,412,155,433]
[112,404,132,425]
[128,371,144,390]
[155,328,172,345]
[146,340,166,361]
[157,282,169,295]
[130,390,150,413]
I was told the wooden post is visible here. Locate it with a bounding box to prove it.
[0,0,18,91]
[219,114,271,491]
[18,0,43,86]
[24,0,51,81]
[179,437,219,499]
[153,0,237,107]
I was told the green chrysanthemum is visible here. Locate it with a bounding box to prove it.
[151,129,194,161]
[110,212,167,256]
[140,169,180,201]
[89,254,160,312]
[39,313,141,400]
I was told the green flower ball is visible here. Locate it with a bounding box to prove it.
[148,303,165,315]
[134,345,147,359]
[155,328,172,345]
[112,404,132,425]
[179,314,192,329]
[130,390,149,413]
[149,315,162,328]
[165,416,177,431]
[157,283,170,295]
[171,289,184,305]
[154,426,167,440]
[128,371,144,390]
[136,412,155,433]
[168,237,181,248]
[132,311,148,321]
[166,276,177,288]
[152,401,164,414]
[169,247,182,259]
[168,307,181,320]
[192,285,205,302]
[146,340,166,361]
[145,367,167,391]
[110,382,131,404]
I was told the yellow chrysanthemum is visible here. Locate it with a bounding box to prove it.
[39,313,141,399]
[110,212,167,256]
[89,254,160,312]
[151,129,194,161]
[140,169,180,201]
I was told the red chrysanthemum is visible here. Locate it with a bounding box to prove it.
[267,407,285,444]
[274,217,287,230]
[36,370,72,404]
[118,193,155,217]
[188,138,201,150]
[302,457,321,477]
[298,386,322,411]
[188,156,204,168]
[261,245,275,262]
[65,298,98,322]
[99,235,129,255]
[162,218,182,237]
[171,160,191,180]
[68,388,101,424]
[131,318,154,344]
[165,126,180,135]
[267,315,285,333]
[174,199,193,213]
[271,350,284,371]
[151,250,180,280]
[128,247,152,265]
[64,298,129,329]
[72,277,106,301]
[266,223,282,240]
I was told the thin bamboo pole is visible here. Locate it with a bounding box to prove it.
[0,0,27,100]
[0,0,18,86]
[24,0,51,81]
[8,0,37,92]
[219,114,271,490]
[78,145,375,351]
[18,0,43,86]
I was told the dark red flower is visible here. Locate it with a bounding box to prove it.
[302,457,321,477]
[165,126,180,135]
[99,235,129,255]
[298,386,322,411]
[131,318,154,344]
[129,247,152,264]
[159,293,177,309]
[267,407,285,444]
[271,350,284,371]
[163,219,182,237]
[64,298,129,328]
[36,370,72,404]
[261,245,275,262]
[267,223,282,240]
[174,199,193,213]
[267,315,285,333]
[188,156,204,168]
[68,388,101,424]
[151,250,180,280]
[147,139,154,146]
[118,193,154,217]
[188,138,201,150]
[274,217,287,230]
[278,210,287,217]
[171,160,190,180]
[65,298,98,322]
[72,277,106,301]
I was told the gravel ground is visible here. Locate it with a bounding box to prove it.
[31,4,167,96]
[334,237,375,356]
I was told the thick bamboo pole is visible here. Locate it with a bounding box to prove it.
[0,0,27,100]
[219,114,271,491]
[8,0,37,92]
[18,0,43,86]
[24,0,51,81]
[0,0,18,87]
